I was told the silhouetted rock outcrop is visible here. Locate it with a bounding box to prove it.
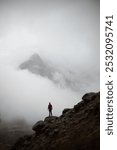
[12,92,100,150]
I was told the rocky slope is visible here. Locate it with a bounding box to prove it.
[12,92,100,150]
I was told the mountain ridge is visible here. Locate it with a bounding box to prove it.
[19,53,54,79]
[19,53,80,91]
[11,92,100,150]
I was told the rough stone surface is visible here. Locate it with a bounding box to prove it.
[62,108,71,115]
[12,92,100,150]
[32,121,45,133]
[82,92,96,102]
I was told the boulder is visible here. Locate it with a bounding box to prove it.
[74,101,84,111]
[62,108,71,115]
[44,116,58,123]
[82,92,96,102]
[32,121,45,132]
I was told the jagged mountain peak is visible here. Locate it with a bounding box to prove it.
[30,53,43,62]
[20,53,45,67]
[19,53,87,91]
[19,53,54,78]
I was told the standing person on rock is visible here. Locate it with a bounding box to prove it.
[48,102,53,117]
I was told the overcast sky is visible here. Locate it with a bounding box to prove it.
[0,0,99,123]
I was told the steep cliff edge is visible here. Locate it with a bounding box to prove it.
[12,92,100,150]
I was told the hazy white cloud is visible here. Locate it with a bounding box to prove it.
[0,0,99,122]
[0,65,79,122]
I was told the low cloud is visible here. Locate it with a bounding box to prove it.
[0,0,99,123]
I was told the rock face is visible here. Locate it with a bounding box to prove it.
[19,53,54,79]
[12,92,100,150]
[19,53,99,92]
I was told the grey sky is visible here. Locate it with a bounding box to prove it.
[0,0,99,123]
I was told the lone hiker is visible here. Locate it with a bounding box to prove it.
[48,102,53,117]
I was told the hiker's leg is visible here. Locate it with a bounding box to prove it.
[49,110,52,117]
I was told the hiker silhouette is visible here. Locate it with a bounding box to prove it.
[48,102,53,117]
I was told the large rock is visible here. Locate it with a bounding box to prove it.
[82,92,97,102]
[44,116,58,123]
[62,108,71,115]
[32,120,45,132]
[74,100,85,111]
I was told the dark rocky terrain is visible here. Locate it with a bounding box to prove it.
[12,92,100,150]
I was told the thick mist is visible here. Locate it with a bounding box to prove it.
[0,0,99,123]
